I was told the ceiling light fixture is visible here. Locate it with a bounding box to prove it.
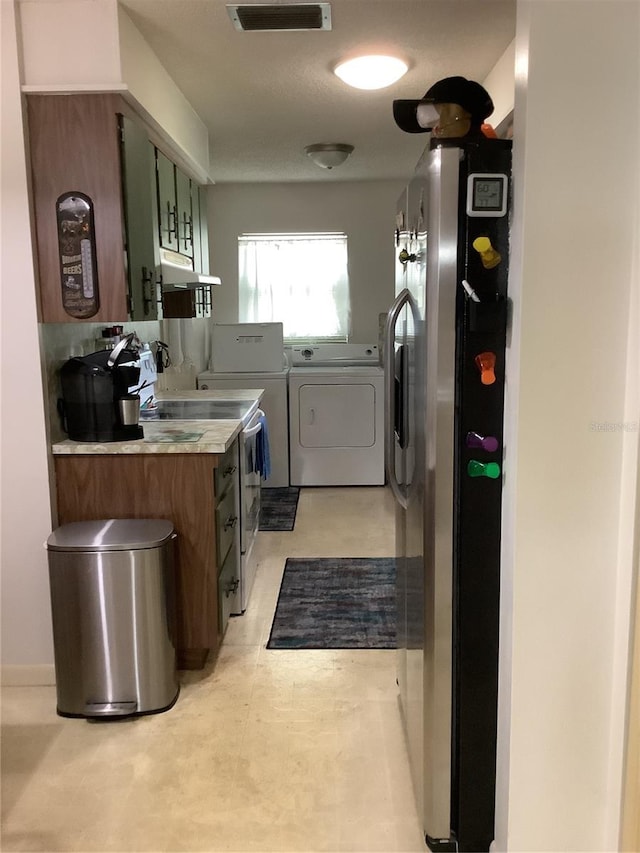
[334,55,408,90]
[305,143,354,170]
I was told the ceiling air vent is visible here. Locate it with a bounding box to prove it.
[226,3,332,32]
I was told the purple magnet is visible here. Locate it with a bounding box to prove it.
[465,431,499,453]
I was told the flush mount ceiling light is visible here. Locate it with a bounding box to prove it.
[334,55,408,90]
[305,143,354,169]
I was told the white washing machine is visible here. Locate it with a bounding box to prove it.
[287,343,385,486]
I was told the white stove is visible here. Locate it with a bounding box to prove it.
[200,322,289,488]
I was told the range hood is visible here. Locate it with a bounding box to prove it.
[158,248,221,291]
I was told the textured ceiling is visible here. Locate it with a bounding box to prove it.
[118,0,516,184]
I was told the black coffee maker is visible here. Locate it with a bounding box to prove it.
[58,335,144,442]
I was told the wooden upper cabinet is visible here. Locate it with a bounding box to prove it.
[26,94,158,323]
[28,94,127,323]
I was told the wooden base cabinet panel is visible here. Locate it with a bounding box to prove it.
[54,454,222,669]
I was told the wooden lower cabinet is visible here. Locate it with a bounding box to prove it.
[54,453,224,669]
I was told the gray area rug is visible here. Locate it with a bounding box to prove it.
[267,557,396,649]
[259,487,300,531]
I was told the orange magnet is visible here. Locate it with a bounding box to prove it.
[472,236,501,270]
[475,351,496,385]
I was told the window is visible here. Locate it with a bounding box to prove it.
[238,233,350,341]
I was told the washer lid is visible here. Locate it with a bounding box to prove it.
[46,519,175,552]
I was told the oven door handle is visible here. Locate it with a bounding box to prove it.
[242,408,265,438]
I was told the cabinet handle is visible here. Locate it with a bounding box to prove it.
[141,266,155,316]
[223,464,238,477]
[225,578,240,597]
[165,202,177,239]
[181,213,193,250]
[223,515,238,531]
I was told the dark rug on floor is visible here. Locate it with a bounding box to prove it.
[267,557,396,649]
[259,487,300,532]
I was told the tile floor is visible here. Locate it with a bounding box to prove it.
[1,486,425,852]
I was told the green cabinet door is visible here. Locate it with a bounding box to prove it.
[156,149,178,252]
[119,115,158,321]
[192,184,210,275]
[176,167,193,257]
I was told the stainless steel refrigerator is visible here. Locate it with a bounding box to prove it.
[385,138,511,852]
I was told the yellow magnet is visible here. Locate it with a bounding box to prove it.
[472,236,502,270]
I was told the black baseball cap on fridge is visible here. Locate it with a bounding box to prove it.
[393,76,494,133]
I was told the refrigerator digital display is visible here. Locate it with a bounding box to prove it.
[466,173,508,217]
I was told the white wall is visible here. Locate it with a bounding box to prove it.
[208,180,406,342]
[484,39,515,131]
[495,1,640,849]
[19,0,123,88]
[1,0,56,681]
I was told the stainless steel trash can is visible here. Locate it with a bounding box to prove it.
[46,519,179,719]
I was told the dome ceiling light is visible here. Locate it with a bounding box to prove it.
[334,55,408,90]
[305,143,354,169]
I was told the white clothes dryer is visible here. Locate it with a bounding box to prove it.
[287,344,384,486]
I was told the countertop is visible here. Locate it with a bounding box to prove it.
[51,389,265,456]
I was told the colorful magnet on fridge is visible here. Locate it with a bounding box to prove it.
[467,460,501,479]
[465,431,500,452]
[472,236,502,269]
[474,351,497,385]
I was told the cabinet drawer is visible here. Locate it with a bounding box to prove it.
[218,544,239,635]
[215,483,238,567]
[214,443,238,499]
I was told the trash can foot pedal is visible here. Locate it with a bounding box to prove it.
[84,701,138,716]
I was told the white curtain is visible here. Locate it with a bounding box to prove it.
[238,233,351,340]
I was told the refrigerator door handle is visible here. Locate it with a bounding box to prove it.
[384,287,411,509]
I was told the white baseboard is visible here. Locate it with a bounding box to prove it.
[1,665,56,686]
